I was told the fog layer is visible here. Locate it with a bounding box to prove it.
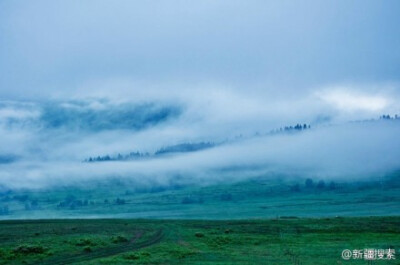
[1,1,400,188]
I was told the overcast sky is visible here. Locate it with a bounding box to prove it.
[1,0,400,98]
[0,1,400,188]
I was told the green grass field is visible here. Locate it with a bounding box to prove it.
[1,174,399,264]
[0,217,398,265]
[1,173,399,220]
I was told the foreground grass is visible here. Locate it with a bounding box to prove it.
[0,217,399,264]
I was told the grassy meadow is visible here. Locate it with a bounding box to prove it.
[1,173,399,220]
[0,174,399,264]
[0,217,398,265]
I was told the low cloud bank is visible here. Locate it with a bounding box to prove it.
[0,84,399,189]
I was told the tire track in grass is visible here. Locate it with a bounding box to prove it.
[35,228,164,265]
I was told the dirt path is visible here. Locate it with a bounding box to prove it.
[36,229,164,265]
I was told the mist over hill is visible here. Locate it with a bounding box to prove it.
[1,0,400,192]
[0,94,400,190]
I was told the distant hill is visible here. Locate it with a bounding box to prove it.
[155,142,215,156]
[85,142,216,162]
[83,115,400,163]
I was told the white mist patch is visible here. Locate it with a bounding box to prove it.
[317,89,389,112]
[0,83,400,189]
[1,120,400,189]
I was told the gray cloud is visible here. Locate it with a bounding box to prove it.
[1,120,400,189]
[0,1,400,189]
[0,86,399,189]
[1,0,400,98]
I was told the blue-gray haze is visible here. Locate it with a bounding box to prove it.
[0,0,400,188]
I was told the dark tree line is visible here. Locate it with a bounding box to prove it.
[155,142,214,155]
[56,195,127,210]
[281,123,311,132]
[269,123,311,135]
[380,114,399,120]
[85,151,150,162]
[85,142,215,163]
[290,178,337,192]
[56,195,98,210]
